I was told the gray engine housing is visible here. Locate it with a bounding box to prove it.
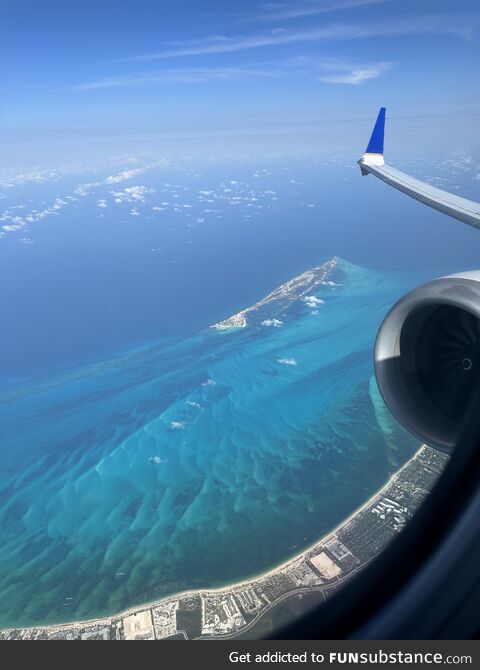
[375,272,480,453]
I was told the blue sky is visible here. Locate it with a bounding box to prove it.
[1,0,480,162]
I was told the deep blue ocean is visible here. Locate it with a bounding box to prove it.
[0,154,478,626]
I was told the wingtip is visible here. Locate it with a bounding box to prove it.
[358,107,386,172]
[365,107,386,155]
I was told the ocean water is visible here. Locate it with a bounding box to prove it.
[0,155,478,627]
[0,257,425,627]
[1,157,479,381]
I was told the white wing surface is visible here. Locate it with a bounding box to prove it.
[359,108,480,229]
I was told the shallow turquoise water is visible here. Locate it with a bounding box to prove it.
[0,258,424,627]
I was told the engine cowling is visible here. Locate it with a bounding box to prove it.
[375,271,480,453]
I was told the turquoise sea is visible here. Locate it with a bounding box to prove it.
[0,257,424,627]
[1,155,478,628]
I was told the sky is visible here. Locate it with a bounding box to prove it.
[1,0,480,164]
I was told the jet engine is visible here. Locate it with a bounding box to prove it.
[374,271,480,453]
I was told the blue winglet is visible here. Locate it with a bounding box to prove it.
[365,107,386,154]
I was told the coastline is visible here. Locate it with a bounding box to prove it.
[210,257,339,331]
[0,443,449,639]
[0,257,440,639]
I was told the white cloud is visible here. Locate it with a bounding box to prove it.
[279,55,392,85]
[302,295,324,307]
[73,67,278,91]
[278,357,298,366]
[260,0,389,21]
[2,223,23,232]
[74,181,102,196]
[170,421,186,430]
[0,155,151,189]
[111,185,154,203]
[1,196,68,234]
[0,157,167,238]
[77,46,392,92]
[148,456,167,464]
[114,14,475,62]
[261,318,284,327]
[319,64,390,85]
[1,166,83,189]
[105,168,147,183]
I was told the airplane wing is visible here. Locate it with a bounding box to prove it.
[358,107,480,229]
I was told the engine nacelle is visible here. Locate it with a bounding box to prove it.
[375,271,480,453]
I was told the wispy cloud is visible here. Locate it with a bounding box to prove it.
[319,67,385,84]
[74,56,391,92]
[115,14,476,62]
[274,54,392,84]
[72,67,278,91]
[317,59,392,84]
[247,0,391,22]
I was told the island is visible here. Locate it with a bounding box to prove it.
[211,257,339,330]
